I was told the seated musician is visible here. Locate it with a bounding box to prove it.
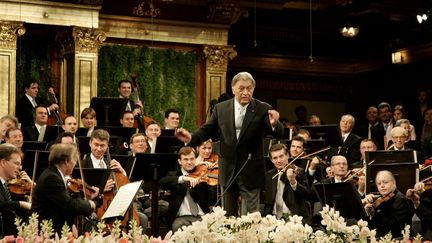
[0,144,31,235]
[0,115,18,144]
[362,170,413,238]
[120,111,135,128]
[21,105,48,142]
[80,107,96,137]
[159,146,210,231]
[352,139,377,168]
[31,143,99,234]
[82,129,147,229]
[118,80,142,117]
[406,182,432,240]
[145,122,161,153]
[264,143,311,224]
[4,127,24,149]
[195,139,218,206]
[61,116,78,142]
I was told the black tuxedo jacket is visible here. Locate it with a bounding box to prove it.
[368,189,413,238]
[31,166,93,233]
[327,132,362,166]
[159,170,210,229]
[22,125,39,142]
[189,98,284,188]
[16,95,45,127]
[264,168,311,224]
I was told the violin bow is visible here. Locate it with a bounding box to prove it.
[272,151,305,179]
[29,150,40,203]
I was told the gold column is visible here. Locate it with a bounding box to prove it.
[203,45,237,118]
[56,26,105,121]
[0,21,25,116]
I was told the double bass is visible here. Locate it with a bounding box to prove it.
[96,149,140,228]
[39,66,68,125]
[130,73,155,131]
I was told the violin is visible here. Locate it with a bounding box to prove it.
[8,178,33,197]
[187,164,218,186]
[372,191,396,209]
[67,178,96,197]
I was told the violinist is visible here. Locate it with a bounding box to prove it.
[0,144,31,235]
[159,146,210,231]
[195,139,218,206]
[31,143,99,234]
[406,182,432,240]
[15,79,58,128]
[61,116,78,141]
[21,105,48,142]
[264,143,311,224]
[362,170,412,238]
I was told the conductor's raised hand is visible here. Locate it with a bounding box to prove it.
[268,109,280,127]
[175,128,192,144]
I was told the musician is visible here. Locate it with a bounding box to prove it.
[4,127,24,149]
[129,133,166,228]
[195,139,218,206]
[0,144,31,235]
[0,115,18,144]
[378,102,394,148]
[326,114,362,166]
[387,127,424,164]
[145,122,161,153]
[82,129,147,228]
[352,139,377,168]
[31,143,99,233]
[118,80,141,117]
[406,182,432,240]
[264,143,311,224]
[15,79,58,128]
[362,170,412,238]
[79,107,96,137]
[21,105,48,142]
[159,146,210,231]
[164,109,180,130]
[120,111,135,128]
[355,106,385,150]
[62,116,78,137]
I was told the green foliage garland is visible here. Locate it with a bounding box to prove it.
[98,44,196,130]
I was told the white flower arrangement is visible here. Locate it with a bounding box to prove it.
[0,205,423,243]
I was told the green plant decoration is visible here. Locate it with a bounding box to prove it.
[98,44,197,131]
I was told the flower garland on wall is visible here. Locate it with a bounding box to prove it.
[98,44,197,131]
[0,205,422,243]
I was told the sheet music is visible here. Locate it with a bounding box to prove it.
[102,180,143,220]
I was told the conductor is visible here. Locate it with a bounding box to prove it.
[176,71,284,216]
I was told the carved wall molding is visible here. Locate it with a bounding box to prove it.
[0,21,25,49]
[72,27,106,53]
[207,0,248,24]
[203,45,237,71]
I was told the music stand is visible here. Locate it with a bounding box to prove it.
[160,129,175,137]
[313,182,366,220]
[365,150,417,163]
[155,136,184,154]
[365,162,418,194]
[95,126,137,150]
[111,154,134,170]
[75,127,89,137]
[127,153,178,236]
[72,168,112,193]
[301,124,341,147]
[22,141,48,152]
[22,150,50,182]
[43,125,64,143]
[90,97,127,126]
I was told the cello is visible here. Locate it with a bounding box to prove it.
[96,149,140,228]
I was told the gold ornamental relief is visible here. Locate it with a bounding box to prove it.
[72,27,106,53]
[0,21,25,49]
[203,45,237,71]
